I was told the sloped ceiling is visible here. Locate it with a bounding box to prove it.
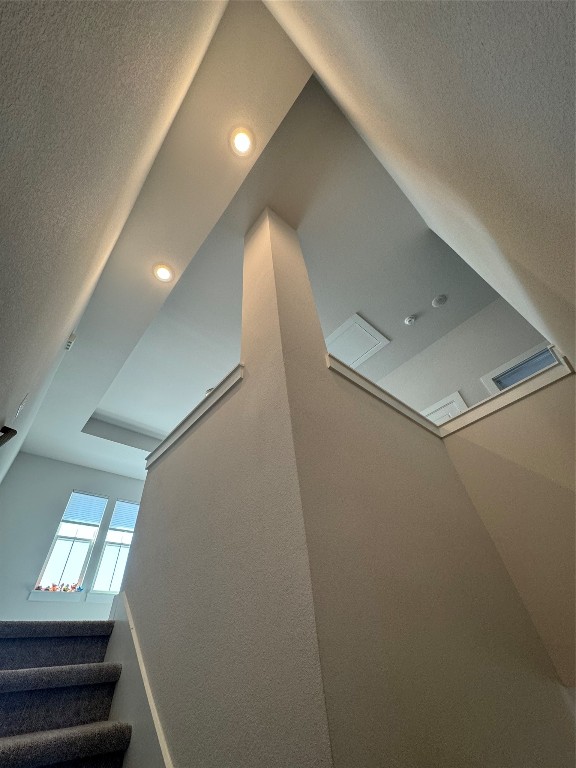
[24,78,501,478]
[16,1,313,480]
[0,0,228,478]
[1,0,573,484]
[265,0,575,359]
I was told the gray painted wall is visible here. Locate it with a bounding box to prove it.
[378,297,545,411]
[0,452,143,621]
[122,211,573,767]
[268,211,573,767]
[120,211,334,768]
[446,375,575,687]
[105,594,167,768]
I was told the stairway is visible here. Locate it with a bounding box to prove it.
[0,621,131,767]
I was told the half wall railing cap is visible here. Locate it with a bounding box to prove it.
[325,352,441,437]
[146,363,245,470]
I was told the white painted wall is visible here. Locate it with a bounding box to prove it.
[378,298,545,412]
[0,452,143,621]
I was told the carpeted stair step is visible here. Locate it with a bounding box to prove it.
[0,622,114,670]
[0,663,122,738]
[0,721,131,768]
[46,753,126,767]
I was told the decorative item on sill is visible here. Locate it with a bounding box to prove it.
[34,582,83,593]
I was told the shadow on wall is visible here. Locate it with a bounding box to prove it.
[445,376,576,687]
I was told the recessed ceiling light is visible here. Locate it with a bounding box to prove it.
[230,127,253,156]
[404,314,417,326]
[153,263,174,282]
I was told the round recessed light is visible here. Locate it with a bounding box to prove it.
[230,127,253,157]
[404,314,417,326]
[153,263,174,282]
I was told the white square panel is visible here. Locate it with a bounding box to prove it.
[326,313,390,368]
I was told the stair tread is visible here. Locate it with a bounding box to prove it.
[0,622,114,640]
[0,721,131,768]
[0,663,122,694]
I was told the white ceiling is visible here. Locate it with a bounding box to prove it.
[265,0,575,359]
[1,1,573,484]
[0,0,311,481]
[17,1,312,479]
[24,78,502,477]
[0,0,227,479]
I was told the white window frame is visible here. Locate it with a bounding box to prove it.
[34,491,109,591]
[90,498,139,595]
[480,343,560,396]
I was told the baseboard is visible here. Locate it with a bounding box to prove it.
[105,592,174,768]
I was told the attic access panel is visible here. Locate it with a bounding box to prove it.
[326,313,390,369]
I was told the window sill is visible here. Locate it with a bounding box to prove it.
[28,590,117,604]
[28,590,85,602]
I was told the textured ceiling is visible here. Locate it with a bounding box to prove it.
[0,0,227,479]
[20,1,312,479]
[1,0,572,483]
[97,80,500,439]
[25,78,510,477]
[265,1,575,359]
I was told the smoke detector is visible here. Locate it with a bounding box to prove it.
[432,294,448,308]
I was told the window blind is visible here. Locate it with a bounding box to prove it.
[62,491,108,526]
[110,500,139,532]
[493,347,556,391]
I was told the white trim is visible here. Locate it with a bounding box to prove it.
[121,593,174,768]
[440,362,572,436]
[326,353,441,437]
[421,391,468,425]
[28,590,85,602]
[146,364,244,469]
[480,342,559,395]
[85,591,116,604]
[325,313,390,369]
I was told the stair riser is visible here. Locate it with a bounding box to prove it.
[0,683,116,737]
[51,752,126,768]
[0,636,109,670]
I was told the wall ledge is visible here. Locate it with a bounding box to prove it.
[146,364,244,470]
[439,362,573,437]
[326,354,441,437]
[327,352,573,440]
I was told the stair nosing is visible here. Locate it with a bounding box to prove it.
[0,721,131,768]
[0,662,122,694]
[0,621,114,639]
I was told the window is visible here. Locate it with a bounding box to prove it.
[481,344,559,396]
[492,347,557,391]
[36,492,108,591]
[93,500,139,593]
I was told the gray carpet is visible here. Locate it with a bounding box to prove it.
[0,623,113,670]
[0,622,131,767]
